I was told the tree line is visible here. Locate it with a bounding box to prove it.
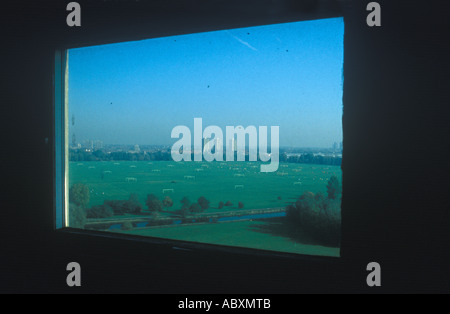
[70,149,341,166]
[69,149,171,162]
[68,183,246,229]
[280,153,342,166]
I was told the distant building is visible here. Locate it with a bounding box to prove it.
[94,140,103,150]
[202,137,223,154]
[134,144,140,153]
[84,139,94,151]
[332,142,338,152]
[228,138,237,152]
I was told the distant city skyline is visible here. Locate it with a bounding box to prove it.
[72,138,342,151]
[68,17,344,148]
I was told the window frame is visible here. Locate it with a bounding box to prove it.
[54,49,69,230]
[53,13,345,262]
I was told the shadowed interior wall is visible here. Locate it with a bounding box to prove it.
[1,0,449,293]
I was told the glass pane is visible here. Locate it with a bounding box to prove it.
[67,17,344,257]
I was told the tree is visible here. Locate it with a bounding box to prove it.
[69,183,90,208]
[218,201,224,209]
[87,204,113,218]
[121,221,134,230]
[238,201,244,209]
[286,190,341,247]
[225,200,233,207]
[197,196,210,211]
[180,206,189,218]
[103,200,128,215]
[326,175,341,200]
[69,202,86,228]
[315,192,326,202]
[101,194,143,215]
[162,196,174,209]
[146,194,162,212]
[128,193,143,214]
[180,197,190,210]
[189,202,202,214]
[93,150,106,160]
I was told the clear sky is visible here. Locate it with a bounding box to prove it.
[68,17,344,148]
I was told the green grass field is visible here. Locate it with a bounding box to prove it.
[69,160,341,257]
[116,219,339,257]
[69,160,341,211]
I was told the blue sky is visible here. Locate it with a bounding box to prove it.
[68,17,344,148]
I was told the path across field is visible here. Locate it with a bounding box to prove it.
[85,207,286,230]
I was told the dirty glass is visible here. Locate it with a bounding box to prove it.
[66,17,344,257]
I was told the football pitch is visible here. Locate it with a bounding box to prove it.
[69,160,342,212]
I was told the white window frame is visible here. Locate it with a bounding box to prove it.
[54,49,69,229]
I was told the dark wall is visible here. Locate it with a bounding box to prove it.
[1,0,449,293]
[341,0,450,291]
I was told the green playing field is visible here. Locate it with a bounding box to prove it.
[69,160,342,212]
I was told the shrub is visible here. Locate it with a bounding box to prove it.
[162,196,174,209]
[121,221,134,230]
[225,201,233,207]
